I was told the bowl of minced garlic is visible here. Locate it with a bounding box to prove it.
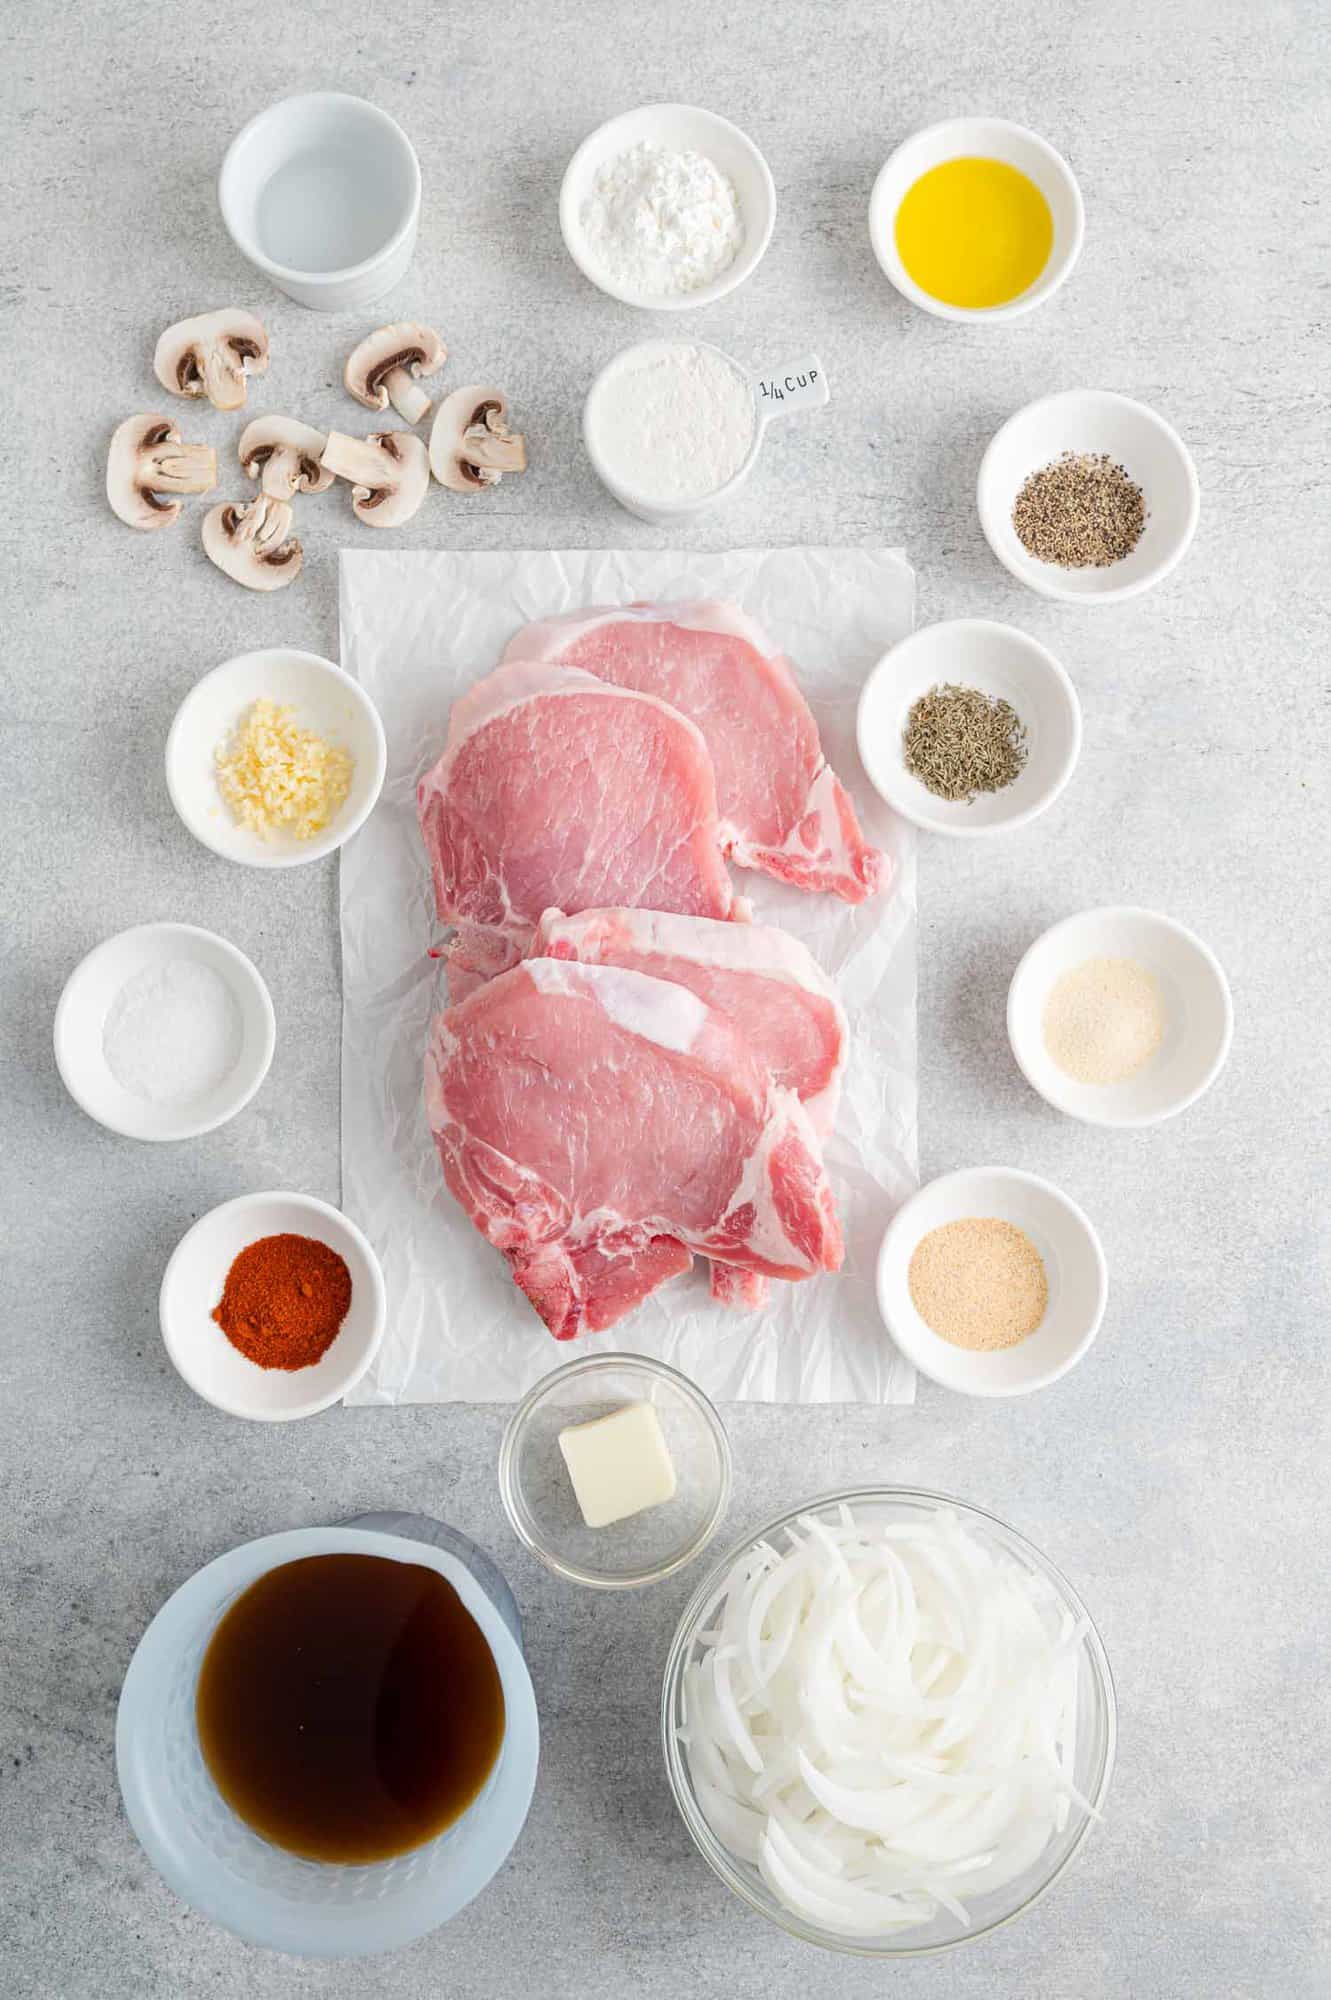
[876,1166,1108,1397]
[166,646,386,867]
[1007,906,1233,1128]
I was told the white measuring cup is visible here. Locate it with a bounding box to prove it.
[583,340,830,522]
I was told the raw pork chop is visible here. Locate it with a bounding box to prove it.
[426,957,843,1339]
[418,659,734,993]
[502,602,885,904]
[532,906,850,1315]
[531,907,847,1137]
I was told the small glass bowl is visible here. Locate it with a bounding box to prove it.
[498,1353,732,1590]
[662,1487,1116,1957]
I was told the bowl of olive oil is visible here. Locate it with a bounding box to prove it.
[869,117,1084,322]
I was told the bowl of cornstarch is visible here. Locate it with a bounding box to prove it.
[559,103,775,310]
[54,922,275,1141]
[1006,906,1233,1127]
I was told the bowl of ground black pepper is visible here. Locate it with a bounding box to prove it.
[876,1166,1108,1397]
[978,389,1200,602]
[160,1191,387,1420]
[856,617,1081,835]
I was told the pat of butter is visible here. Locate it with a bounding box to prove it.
[557,1401,677,1528]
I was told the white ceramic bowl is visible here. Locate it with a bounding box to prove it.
[978,392,1200,603]
[54,923,275,1142]
[877,1168,1108,1397]
[160,1191,387,1420]
[869,118,1084,322]
[166,648,386,868]
[1007,906,1233,1127]
[559,103,775,310]
[856,619,1081,836]
[219,92,420,312]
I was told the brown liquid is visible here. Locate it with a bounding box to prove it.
[196,1554,505,1864]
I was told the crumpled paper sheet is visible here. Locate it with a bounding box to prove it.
[339,548,917,1405]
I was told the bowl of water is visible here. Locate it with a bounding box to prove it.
[219,93,420,312]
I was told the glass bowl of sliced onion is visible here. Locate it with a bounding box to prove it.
[662,1488,1115,1955]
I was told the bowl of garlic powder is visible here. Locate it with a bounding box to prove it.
[877,1166,1108,1398]
[559,103,776,310]
[1007,906,1234,1127]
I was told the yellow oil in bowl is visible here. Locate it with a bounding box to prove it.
[894,157,1053,311]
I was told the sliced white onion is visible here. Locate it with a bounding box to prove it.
[682,1502,1100,1941]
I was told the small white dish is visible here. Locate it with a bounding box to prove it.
[583,339,827,523]
[877,1168,1108,1398]
[978,391,1200,603]
[219,92,420,311]
[856,618,1080,836]
[160,1191,387,1420]
[869,118,1084,323]
[1007,906,1233,1127]
[54,923,274,1142]
[559,103,775,310]
[166,648,386,869]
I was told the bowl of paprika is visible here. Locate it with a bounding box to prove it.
[160,1191,387,1420]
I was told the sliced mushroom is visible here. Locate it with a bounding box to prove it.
[153,309,270,412]
[238,415,334,501]
[319,430,430,528]
[106,414,217,531]
[202,496,302,591]
[345,322,447,426]
[429,386,527,492]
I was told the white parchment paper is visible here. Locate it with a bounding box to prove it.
[339,549,917,1405]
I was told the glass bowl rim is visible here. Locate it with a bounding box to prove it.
[497,1351,733,1591]
[660,1483,1117,1957]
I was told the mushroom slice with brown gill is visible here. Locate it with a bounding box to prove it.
[238,416,334,501]
[202,496,303,591]
[153,309,270,412]
[106,414,218,530]
[345,323,447,426]
[429,386,527,492]
[319,430,430,528]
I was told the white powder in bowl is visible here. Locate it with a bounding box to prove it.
[103,958,243,1105]
[1042,954,1166,1086]
[586,341,756,505]
[580,141,744,298]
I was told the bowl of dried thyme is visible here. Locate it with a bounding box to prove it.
[977,389,1200,603]
[856,618,1081,836]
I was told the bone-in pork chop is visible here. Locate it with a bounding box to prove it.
[417,659,734,993]
[531,906,848,1314]
[426,957,843,1339]
[530,907,847,1137]
[501,602,885,904]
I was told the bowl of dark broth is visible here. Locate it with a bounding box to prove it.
[117,1525,539,1956]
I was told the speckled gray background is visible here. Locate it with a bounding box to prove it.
[3,2,1328,1995]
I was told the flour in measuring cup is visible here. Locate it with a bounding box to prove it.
[585,341,757,506]
[580,142,744,297]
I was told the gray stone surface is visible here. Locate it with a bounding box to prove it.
[2,1,1328,1995]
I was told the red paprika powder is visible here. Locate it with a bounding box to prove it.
[212,1233,353,1371]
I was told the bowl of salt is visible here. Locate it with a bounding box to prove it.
[54,922,275,1141]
